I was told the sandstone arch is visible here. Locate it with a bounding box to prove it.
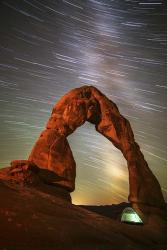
[28,86,165,210]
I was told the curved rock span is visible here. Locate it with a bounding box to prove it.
[9,86,165,212]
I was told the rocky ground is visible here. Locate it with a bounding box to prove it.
[0,169,167,250]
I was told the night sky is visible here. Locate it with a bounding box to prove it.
[0,0,167,205]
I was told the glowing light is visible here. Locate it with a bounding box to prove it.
[121,207,143,224]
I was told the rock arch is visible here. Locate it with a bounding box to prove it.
[28,86,165,209]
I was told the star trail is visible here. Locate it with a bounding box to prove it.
[0,0,167,205]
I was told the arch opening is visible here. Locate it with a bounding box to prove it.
[68,121,129,205]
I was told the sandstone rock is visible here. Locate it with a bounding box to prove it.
[28,86,165,211]
[0,86,166,249]
[0,160,71,198]
[28,130,76,191]
[1,180,166,250]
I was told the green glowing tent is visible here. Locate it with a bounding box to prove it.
[121,207,143,224]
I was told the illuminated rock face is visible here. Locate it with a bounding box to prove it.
[28,86,165,208]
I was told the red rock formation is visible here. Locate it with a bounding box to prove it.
[27,85,165,211]
[0,179,166,250]
[0,85,166,250]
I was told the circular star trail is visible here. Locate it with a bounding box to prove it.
[0,0,167,205]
